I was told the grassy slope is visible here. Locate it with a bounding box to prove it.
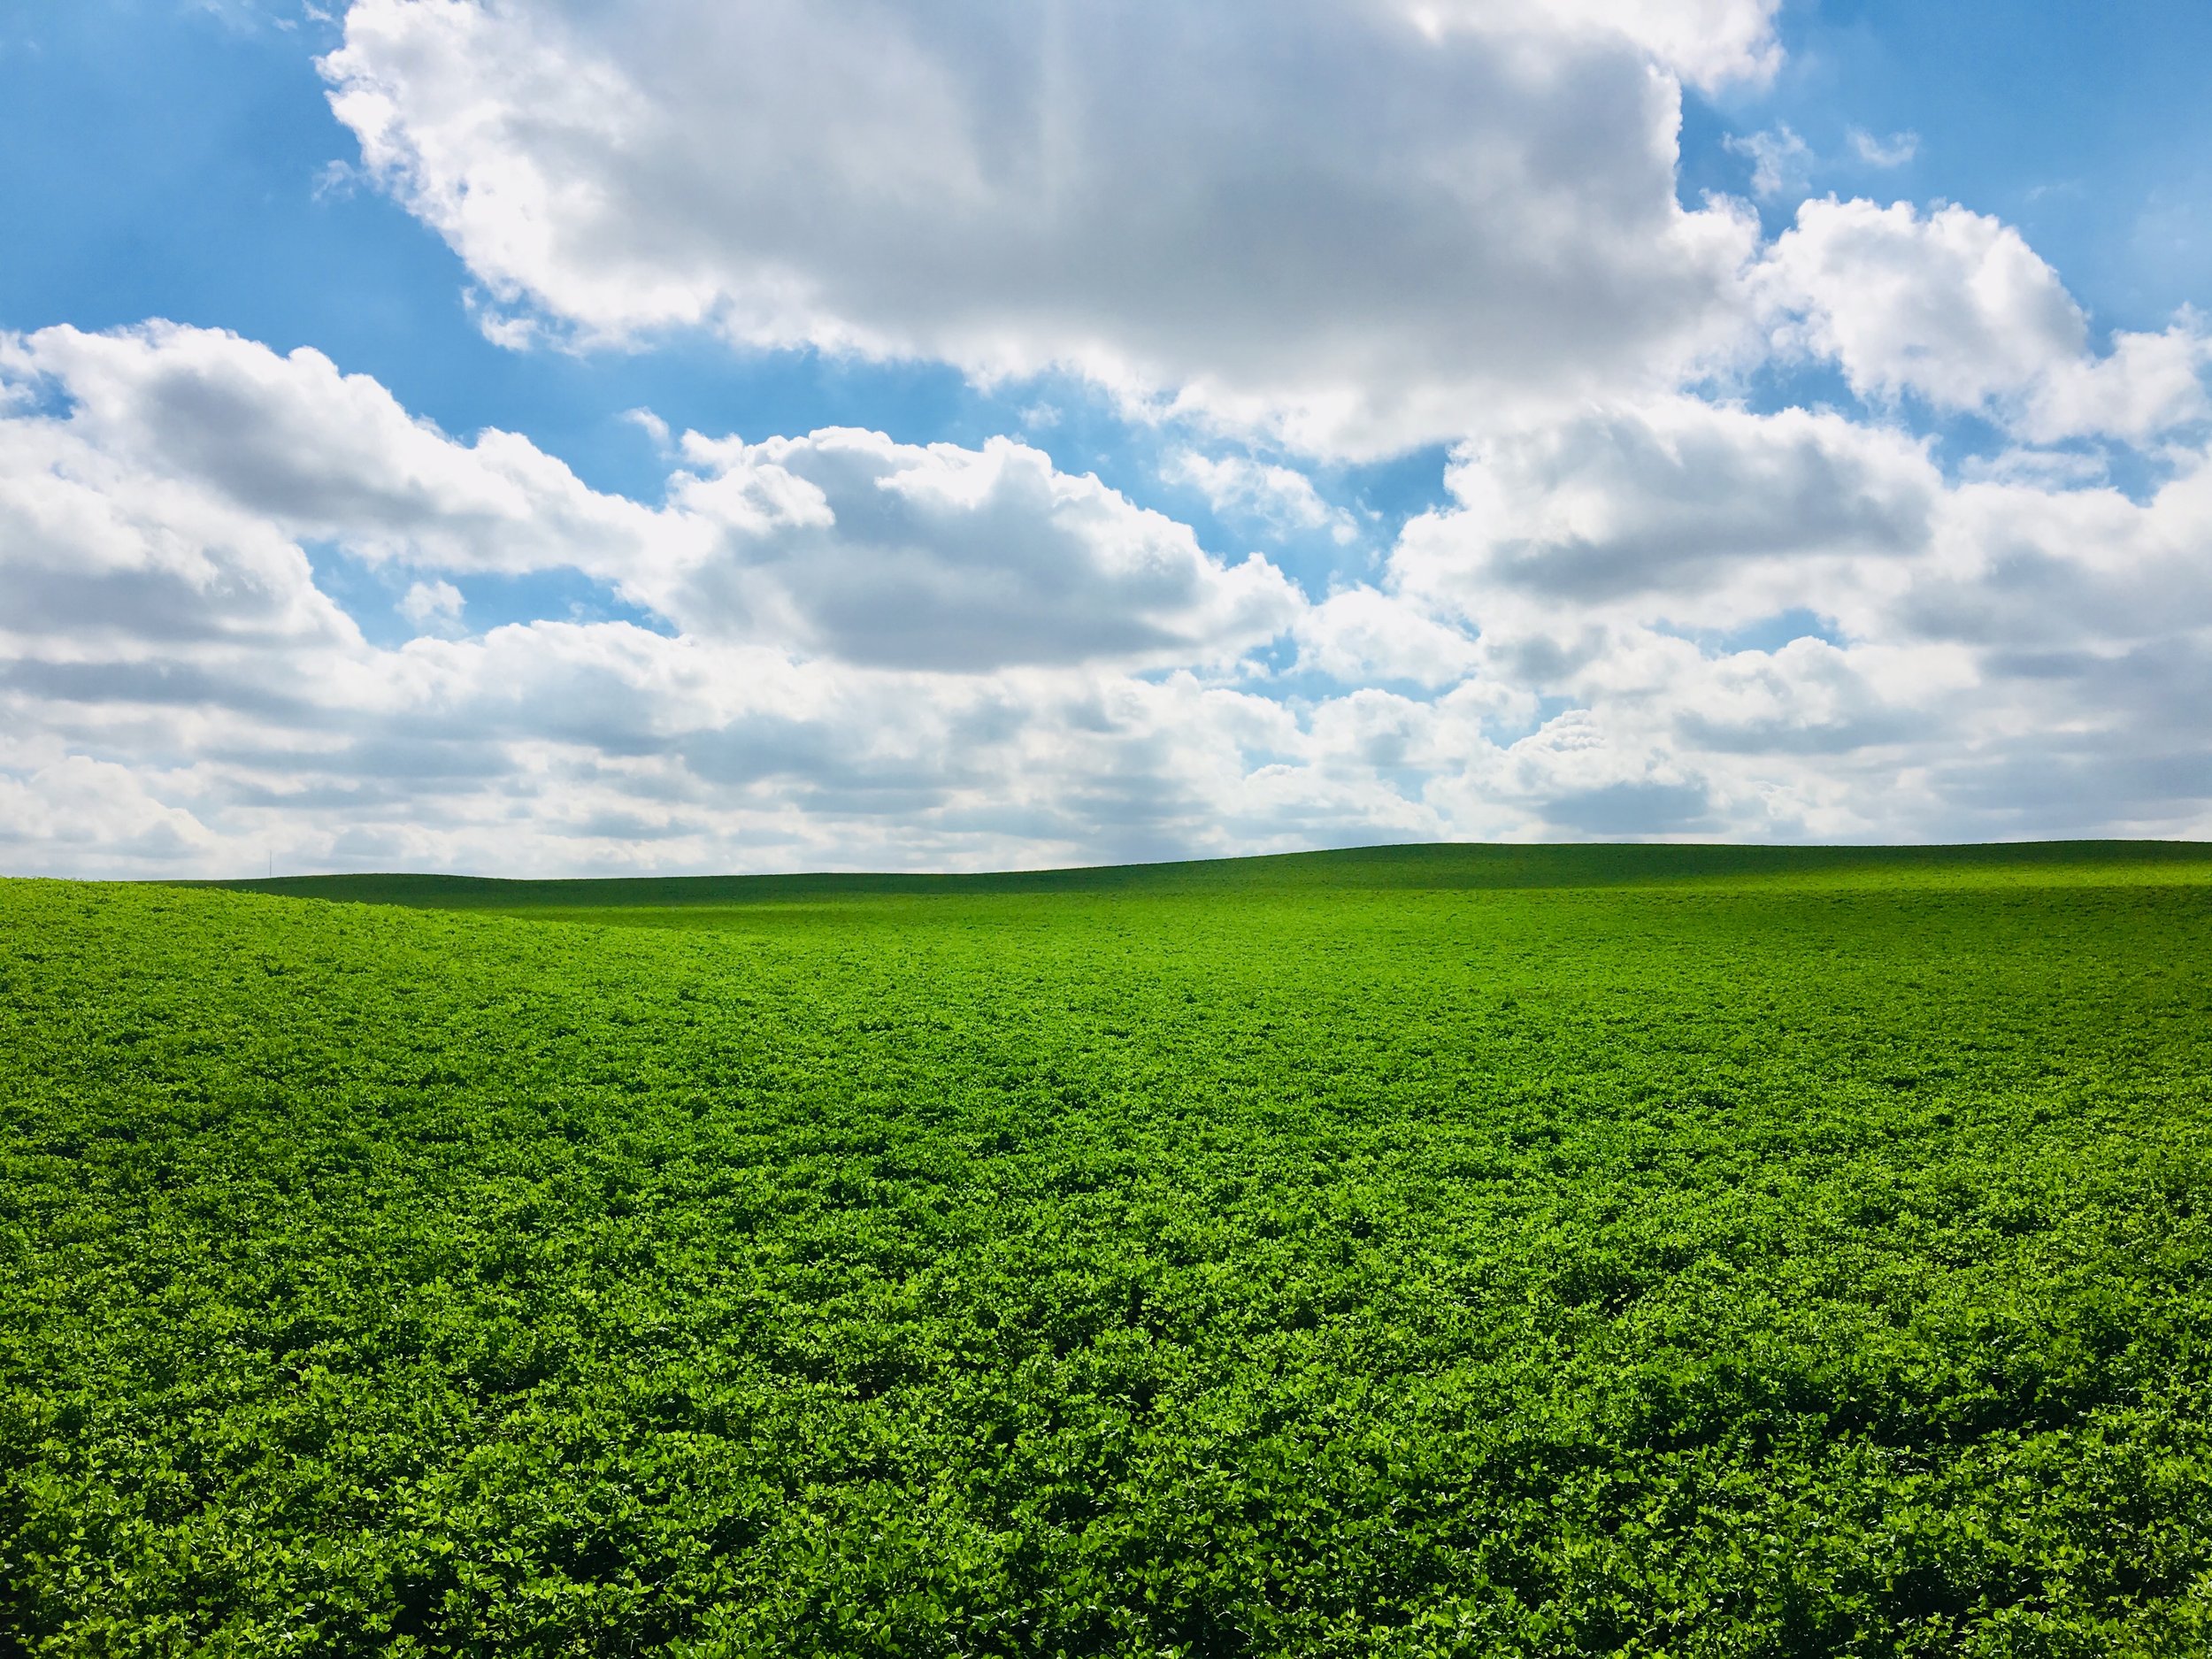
[179,838,2212,913]
[7,845,2212,1655]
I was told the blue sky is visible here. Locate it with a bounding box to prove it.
[4,0,2210,874]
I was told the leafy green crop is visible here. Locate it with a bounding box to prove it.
[5,844,2212,1655]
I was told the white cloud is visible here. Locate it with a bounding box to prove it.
[1757,197,2211,440]
[661,429,1302,670]
[11,317,2212,872]
[2022,319,2212,444]
[398,577,465,633]
[0,346,364,657]
[0,755,220,872]
[1405,0,1783,91]
[1847,127,1918,168]
[319,0,1767,457]
[1363,391,2212,838]
[1,322,1291,674]
[1,320,665,580]
[1726,124,1812,201]
[0,322,1349,873]
[1293,588,1486,688]
[1161,449,1358,544]
[1392,397,1940,633]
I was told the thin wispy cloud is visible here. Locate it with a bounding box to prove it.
[1848,127,1920,167]
[1726,123,1814,201]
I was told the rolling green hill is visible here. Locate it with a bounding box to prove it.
[7,842,2212,1654]
[180,837,2212,913]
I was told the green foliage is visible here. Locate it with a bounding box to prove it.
[6,845,2212,1655]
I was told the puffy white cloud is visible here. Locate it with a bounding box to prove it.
[2,322,1291,673]
[1409,0,1784,93]
[1758,198,2210,440]
[319,0,1765,457]
[0,755,220,872]
[1760,199,2083,411]
[1391,397,1940,632]
[1391,390,2212,674]
[1160,449,1359,545]
[661,430,1302,670]
[0,321,1337,873]
[1356,390,2212,839]
[0,405,353,655]
[398,578,465,633]
[2022,321,2212,445]
[1293,588,1486,688]
[1663,636,1939,757]
[3,321,664,580]
[11,313,2212,872]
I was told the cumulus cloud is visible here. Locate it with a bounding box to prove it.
[1757,198,2211,440]
[1412,0,1785,93]
[0,321,1340,873]
[2024,320,2212,445]
[1354,389,2212,839]
[2,323,1291,674]
[0,755,219,871]
[398,578,465,634]
[661,430,1302,670]
[0,340,365,663]
[10,313,2212,873]
[1392,398,1940,629]
[3,321,664,580]
[1161,449,1359,545]
[1292,588,1486,688]
[319,0,1766,456]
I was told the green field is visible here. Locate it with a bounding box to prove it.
[6,842,2212,1655]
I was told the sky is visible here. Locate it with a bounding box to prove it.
[4,0,2211,876]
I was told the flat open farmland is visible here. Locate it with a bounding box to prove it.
[5,844,2212,1655]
